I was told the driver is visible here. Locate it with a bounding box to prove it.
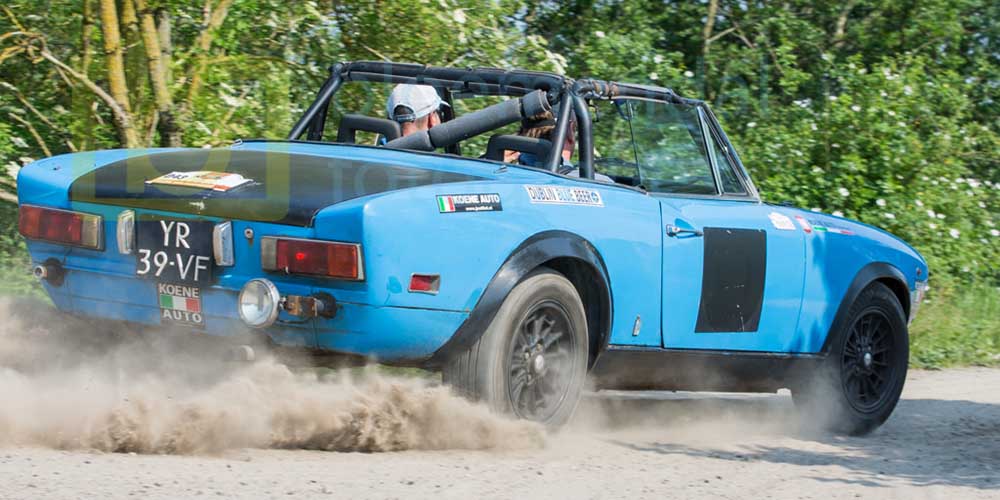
[505,113,575,167]
[511,113,612,182]
[386,84,448,137]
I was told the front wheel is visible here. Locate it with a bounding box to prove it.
[793,282,909,435]
[442,269,588,427]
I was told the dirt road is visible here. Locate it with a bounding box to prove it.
[1,369,997,499]
[0,301,997,499]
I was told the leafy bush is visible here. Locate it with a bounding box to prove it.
[733,56,999,282]
[0,202,43,298]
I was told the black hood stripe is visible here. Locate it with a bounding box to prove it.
[70,149,484,226]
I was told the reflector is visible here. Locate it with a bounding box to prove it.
[409,274,440,294]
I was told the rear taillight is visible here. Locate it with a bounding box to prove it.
[261,237,363,280]
[18,204,103,250]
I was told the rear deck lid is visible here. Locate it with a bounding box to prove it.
[70,149,482,226]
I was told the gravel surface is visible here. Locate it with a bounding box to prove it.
[1,368,997,500]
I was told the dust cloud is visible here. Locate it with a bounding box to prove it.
[0,299,544,455]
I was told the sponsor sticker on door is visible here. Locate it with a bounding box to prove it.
[437,193,503,213]
[768,212,797,230]
[808,220,855,235]
[157,282,204,327]
[524,185,604,207]
[794,215,813,233]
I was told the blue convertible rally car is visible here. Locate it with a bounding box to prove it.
[17,61,927,433]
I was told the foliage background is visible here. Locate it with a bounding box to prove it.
[0,0,996,366]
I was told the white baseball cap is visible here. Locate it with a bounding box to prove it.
[386,84,449,122]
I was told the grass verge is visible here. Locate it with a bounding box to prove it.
[910,281,1000,369]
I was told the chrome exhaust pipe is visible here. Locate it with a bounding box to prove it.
[32,265,49,280]
[32,259,66,286]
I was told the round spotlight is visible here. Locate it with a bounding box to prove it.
[238,279,281,328]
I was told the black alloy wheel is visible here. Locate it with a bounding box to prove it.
[792,282,909,436]
[443,269,588,427]
[507,300,576,421]
[841,310,899,413]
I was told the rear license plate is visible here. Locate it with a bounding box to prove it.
[136,219,214,285]
[157,282,204,327]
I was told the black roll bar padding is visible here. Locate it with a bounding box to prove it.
[287,64,344,140]
[385,90,550,151]
[520,89,552,120]
[426,94,526,146]
[572,79,615,100]
[573,95,595,180]
[543,95,574,171]
[341,61,566,96]
[439,88,461,155]
[389,129,435,151]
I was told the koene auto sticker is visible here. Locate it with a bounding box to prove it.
[524,185,604,207]
[437,193,503,213]
[157,282,204,326]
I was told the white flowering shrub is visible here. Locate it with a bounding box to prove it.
[731,57,999,283]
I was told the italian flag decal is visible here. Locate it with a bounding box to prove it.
[435,193,502,213]
[159,292,201,313]
[438,195,457,213]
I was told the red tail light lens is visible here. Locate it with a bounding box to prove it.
[18,205,103,250]
[409,274,440,294]
[261,237,363,280]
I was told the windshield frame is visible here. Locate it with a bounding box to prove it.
[577,79,760,201]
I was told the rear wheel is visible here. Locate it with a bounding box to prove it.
[443,269,588,427]
[794,282,909,435]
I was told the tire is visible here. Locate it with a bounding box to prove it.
[442,269,589,427]
[793,282,909,435]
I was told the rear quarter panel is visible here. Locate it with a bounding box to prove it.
[310,175,664,348]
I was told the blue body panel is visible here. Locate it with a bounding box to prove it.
[17,141,927,363]
[658,197,809,352]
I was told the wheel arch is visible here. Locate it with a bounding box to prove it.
[820,261,910,355]
[426,230,612,369]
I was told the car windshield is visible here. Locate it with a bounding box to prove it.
[591,98,719,194]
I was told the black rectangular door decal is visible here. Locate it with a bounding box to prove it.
[695,227,766,333]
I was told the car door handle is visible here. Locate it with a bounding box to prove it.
[666,225,704,237]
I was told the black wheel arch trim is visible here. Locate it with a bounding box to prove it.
[820,261,910,355]
[426,230,612,368]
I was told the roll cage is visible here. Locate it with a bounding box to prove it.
[288,61,757,197]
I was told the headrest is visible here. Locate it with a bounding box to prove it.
[336,114,402,144]
[484,134,553,162]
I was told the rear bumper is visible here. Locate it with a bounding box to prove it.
[38,262,468,362]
